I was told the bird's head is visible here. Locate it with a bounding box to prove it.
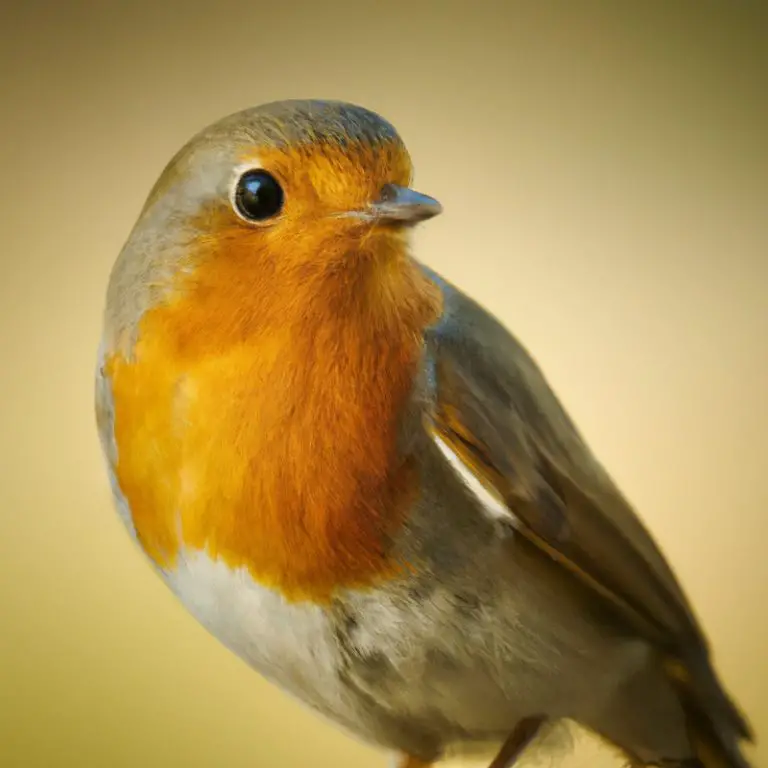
[105,100,442,354]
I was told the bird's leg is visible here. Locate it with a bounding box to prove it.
[394,755,433,768]
[487,716,545,768]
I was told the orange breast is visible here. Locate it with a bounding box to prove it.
[104,248,442,603]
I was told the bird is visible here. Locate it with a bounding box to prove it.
[95,99,754,768]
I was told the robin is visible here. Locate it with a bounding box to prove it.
[95,100,753,768]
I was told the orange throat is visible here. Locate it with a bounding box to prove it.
[104,248,442,602]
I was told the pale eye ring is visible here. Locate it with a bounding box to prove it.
[233,170,284,222]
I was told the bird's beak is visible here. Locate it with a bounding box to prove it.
[366,183,443,225]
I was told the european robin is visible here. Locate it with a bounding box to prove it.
[96,100,753,768]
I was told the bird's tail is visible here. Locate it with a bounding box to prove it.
[664,650,754,768]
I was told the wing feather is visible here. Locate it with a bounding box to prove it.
[418,267,751,750]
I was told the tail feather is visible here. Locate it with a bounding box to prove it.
[665,650,754,768]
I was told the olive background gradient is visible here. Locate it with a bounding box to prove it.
[1,2,766,766]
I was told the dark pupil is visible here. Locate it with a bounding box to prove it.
[235,171,284,221]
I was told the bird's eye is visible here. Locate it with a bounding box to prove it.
[234,170,284,222]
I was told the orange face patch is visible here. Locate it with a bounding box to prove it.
[241,139,413,222]
[102,145,442,601]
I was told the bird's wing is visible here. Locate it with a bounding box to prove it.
[418,268,754,753]
[420,267,705,651]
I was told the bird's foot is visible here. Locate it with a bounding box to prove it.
[487,716,545,768]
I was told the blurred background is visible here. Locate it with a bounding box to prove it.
[1,1,766,766]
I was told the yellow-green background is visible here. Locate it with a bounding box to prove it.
[1,2,765,766]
